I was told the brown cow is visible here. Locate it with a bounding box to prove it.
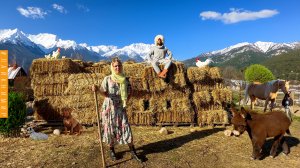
[230,107,291,160]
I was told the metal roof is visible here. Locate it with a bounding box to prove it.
[8,67,22,79]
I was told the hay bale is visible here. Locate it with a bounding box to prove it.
[33,83,68,98]
[126,90,193,125]
[211,88,232,105]
[64,73,106,95]
[187,67,209,83]
[64,94,102,109]
[187,66,222,84]
[30,58,81,74]
[84,62,111,75]
[173,73,186,88]
[156,110,193,123]
[123,63,147,78]
[143,62,185,78]
[208,67,221,79]
[192,82,224,92]
[31,73,71,85]
[197,110,229,126]
[193,91,211,105]
[170,97,192,112]
[147,78,168,92]
[127,111,155,126]
[168,62,185,74]
[129,77,149,92]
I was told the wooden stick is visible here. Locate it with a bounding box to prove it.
[94,90,106,168]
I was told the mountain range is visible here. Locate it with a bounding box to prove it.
[1,28,299,75]
[183,41,300,69]
[0,29,151,71]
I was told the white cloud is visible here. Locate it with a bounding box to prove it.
[77,4,90,12]
[52,4,67,14]
[17,6,47,19]
[200,8,279,24]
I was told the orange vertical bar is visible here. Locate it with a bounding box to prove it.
[0,50,8,118]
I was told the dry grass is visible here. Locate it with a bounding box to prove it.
[1,120,300,168]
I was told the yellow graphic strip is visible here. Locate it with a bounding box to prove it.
[0,50,8,118]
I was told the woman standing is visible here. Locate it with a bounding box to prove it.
[92,58,142,162]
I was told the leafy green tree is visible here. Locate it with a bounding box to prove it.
[244,64,275,83]
[0,92,26,137]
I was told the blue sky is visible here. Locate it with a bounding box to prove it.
[1,0,300,61]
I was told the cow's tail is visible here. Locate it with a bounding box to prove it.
[286,129,291,136]
[244,84,250,105]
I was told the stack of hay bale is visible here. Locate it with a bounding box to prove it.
[187,67,232,126]
[63,60,110,124]
[30,58,231,126]
[124,62,193,126]
[30,58,82,121]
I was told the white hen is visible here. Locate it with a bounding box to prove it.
[196,58,213,68]
[51,48,61,59]
[44,54,51,59]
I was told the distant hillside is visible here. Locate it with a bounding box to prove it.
[183,41,300,68]
[183,41,300,80]
[0,42,44,72]
[262,49,300,80]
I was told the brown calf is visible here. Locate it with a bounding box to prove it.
[230,107,291,159]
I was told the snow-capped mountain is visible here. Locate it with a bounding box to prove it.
[1,28,151,60]
[205,41,299,57]
[0,28,153,71]
[25,30,151,60]
[184,41,300,68]
[0,29,36,47]
[102,43,152,61]
[87,45,118,55]
[27,33,59,52]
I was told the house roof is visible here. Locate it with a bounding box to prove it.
[8,67,22,79]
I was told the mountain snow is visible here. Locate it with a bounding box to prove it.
[28,33,85,52]
[205,41,299,57]
[1,28,299,61]
[0,29,34,47]
[102,43,152,59]
[27,33,58,50]
[208,42,250,55]
[253,41,275,52]
[0,29,152,60]
[87,45,118,55]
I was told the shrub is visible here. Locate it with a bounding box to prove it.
[0,92,26,137]
[244,64,275,83]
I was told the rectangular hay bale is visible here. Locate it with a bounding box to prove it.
[30,58,81,74]
[197,109,230,126]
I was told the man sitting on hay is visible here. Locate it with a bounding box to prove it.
[146,34,173,78]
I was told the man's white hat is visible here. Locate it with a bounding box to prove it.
[154,34,164,46]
